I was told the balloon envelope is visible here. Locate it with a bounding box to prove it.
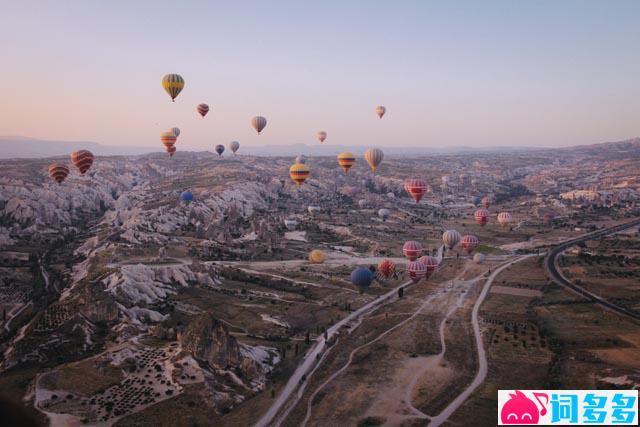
[70,150,94,175]
[251,116,267,134]
[402,241,423,261]
[180,191,194,203]
[48,163,69,184]
[442,230,461,249]
[351,267,374,287]
[317,131,327,143]
[229,141,240,153]
[289,163,310,186]
[375,105,386,118]
[197,104,210,118]
[215,144,225,156]
[162,74,184,101]
[309,249,326,264]
[170,127,180,138]
[378,208,390,220]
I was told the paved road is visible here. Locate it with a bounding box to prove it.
[544,218,640,322]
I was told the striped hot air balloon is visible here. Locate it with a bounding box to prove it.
[229,141,240,154]
[481,196,491,209]
[162,74,184,101]
[161,131,177,148]
[251,116,267,134]
[337,152,355,174]
[170,127,180,138]
[317,131,327,143]
[375,105,386,118]
[497,212,513,228]
[461,235,479,254]
[215,144,225,156]
[308,249,326,264]
[404,178,428,203]
[377,259,396,280]
[70,150,94,175]
[364,148,384,173]
[197,103,209,118]
[289,163,310,186]
[442,230,461,250]
[406,260,427,283]
[167,145,176,157]
[474,208,489,227]
[418,256,439,278]
[402,240,423,261]
[48,163,69,184]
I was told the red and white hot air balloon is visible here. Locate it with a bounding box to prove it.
[418,256,439,278]
[406,260,427,283]
[461,235,479,254]
[70,150,94,175]
[402,241,423,261]
[404,178,428,203]
[474,208,489,227]
[375,105,386,119]
[197,103,209,118]
[497,212,513,228]
[377,259,396,280]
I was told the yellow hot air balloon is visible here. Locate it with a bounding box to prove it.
[364,148,384,172]
[289,163,310,186]
[162,74,184,102]
[337,152,355,174]
[308,249,326,264]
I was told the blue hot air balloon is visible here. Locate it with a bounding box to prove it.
[180,191,194,204]
[350,267,374,287]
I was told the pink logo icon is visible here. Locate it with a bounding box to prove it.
[501,390,548,424]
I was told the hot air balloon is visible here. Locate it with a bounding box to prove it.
[364,148,384,173]
[402,241,423,261]
[378,208,390,221]
[295,155,307,164]
[375,105,386,119]
[471,196,481,206]
[161,131,177,148]
[473,253,486,264]
[289,163,310,186]
[377,260,396,280]
[317,131,327,143]
[167,145,177,157]
[481,196,491,209]
[170,127,180,138]
[180,191,194,204]
[474,208,489,227]
[251,116,267,134]
[70,150,94,175]
[308,205,321,215]
[309,249,326,264]
[215,144,225,156]
[442,230,461,249]
[358,199,367,209]
[351,267,374,287]
[284,218,298,230]
[229,141,240,154]
[461,235,479,254]
[197,104,209,118]
[406,260,427,283]
[337,152,355,174]
[404,178,428,203]
[497,212,513,228]
[418,256,439,278]
[48,163,69,184]
[162,74,184,101]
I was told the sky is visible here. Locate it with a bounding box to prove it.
[1,0,639,151]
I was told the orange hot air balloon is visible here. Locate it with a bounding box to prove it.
[461,235,479,254]
[317,131,327,143]
[289,163,310,186]
[337,152,355,174]
[375,105,386,118]
[377,259,396,280]
[251,116,267,134]
[308,249,326,264]
[48,163,69,184]
[474,208,489,227]
[161,131,177,149]
[404,178,428,203]
[197,103,209,118]
[70,150,94,175]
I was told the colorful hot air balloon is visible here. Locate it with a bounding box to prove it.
[289,163,310,186]
[251,116,267,134]
[161,131,177,148]
[442,230,461,249]
[180,191,194,204]
[474,208,489,227]
[375,105,386,119]
[70,150,94,175]
[197,103,209,118]
[215,144,225,156]
[378,208,390,221]
[170,127,180,138]
[364,148,384,173]
[481,196,491,209]
[48,163,69,184]
[418,256,439,278]
[309,249,326,264]
[284,218,298,230]
[402,241,423,261]
[377,260,396,280]
[295,155,307,164]
[461,235,479,254]
[337,152,355,174]
[406,260,427,283]
[308,205,321,215]
[473,253,486,264]
[317,131,327,143]
[162,74,184,101]
[351,267,374,287]
[229,141,240,154]
[404,178,428,203]
[497,212,513,228]
[167,145,177,157]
